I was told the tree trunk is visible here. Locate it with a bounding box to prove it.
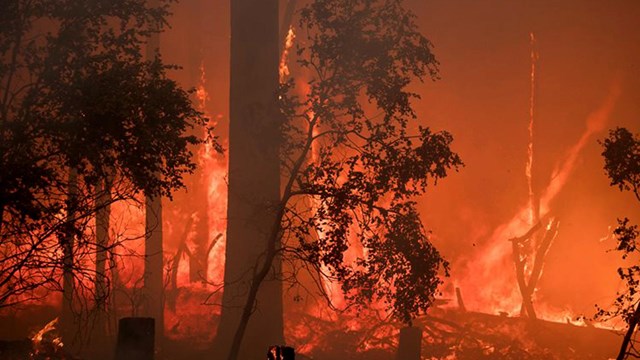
[61,168,78,344]
[94,175,112,345]
[144,192,164,344]
[510,221,541,320]
[143,2,164,344]
[213,0,283,358]
[617,302,640,360]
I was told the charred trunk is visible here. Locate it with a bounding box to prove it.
[617,302,640,360]
[61,168,78,344]
[144,193,164,344]
[143,5,165,344]
[94,175,112,341]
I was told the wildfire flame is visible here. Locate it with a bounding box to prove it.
[194,59,228,290]
[30,318,64,358]
[162,58,228,343]
[452,81,621,323]
[196,61,209,109]
[280,26,296,82]
[526,32,538,227]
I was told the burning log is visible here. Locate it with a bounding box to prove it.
[30,318,75,360]
[32,318,63,357]
[115,317,155,360]
[420,308,620,359]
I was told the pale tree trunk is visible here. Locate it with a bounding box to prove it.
[213,0,283,358]
[143,0,165,345]
[144,193,164,343]
[61,168,78,344]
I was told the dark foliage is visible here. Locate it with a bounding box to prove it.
[596,127,640,359]
[0,0,214,309]
[280,0,462,324]
[601,127,640,199]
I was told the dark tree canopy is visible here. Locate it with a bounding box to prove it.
[280,0,462,324]
[597,127,640,360]
[53,59,208,198]
[601,127,640,199]
[0,0,213,308]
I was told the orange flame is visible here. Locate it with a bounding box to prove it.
[280,26,296,82]
[162,59,228,344]
[452,82,620,322]
[31,318,64,357]
[193,60,228,290]
[526,32,538,227]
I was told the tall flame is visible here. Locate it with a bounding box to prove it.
[280,26,296,83]
[163,59,228,343]
[526,32,538,227]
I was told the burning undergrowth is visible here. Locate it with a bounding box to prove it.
[285,305,621,360]
[30,318,67,360]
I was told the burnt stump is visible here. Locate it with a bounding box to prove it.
[396,326,421,360]
[115,317,154,360]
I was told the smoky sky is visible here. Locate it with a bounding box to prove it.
[159,0,640,316]
[413,0,640,315]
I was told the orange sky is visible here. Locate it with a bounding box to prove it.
[413,0,640,317]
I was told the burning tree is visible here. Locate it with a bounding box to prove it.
[217,0,462,359]
[597,127,640,360]
[0,0,212,347]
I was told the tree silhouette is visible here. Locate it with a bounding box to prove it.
[0,0,214,344]
[597,127,640,360]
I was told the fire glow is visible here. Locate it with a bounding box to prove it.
[2,2,638,359]
[450,82,621,323]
